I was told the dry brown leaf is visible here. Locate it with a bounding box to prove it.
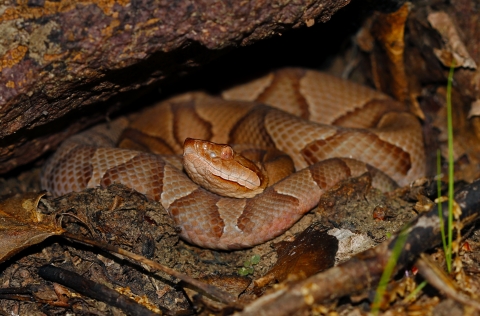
[356,17,375,53]
[428,11,477,70]
[369,4,427,120]
[0,192,64,262]
[253,224,338,291]
[372,3,409,103]
[468,99,480,119]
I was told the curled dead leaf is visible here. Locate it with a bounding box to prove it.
[253,223,338,292]
[372,3,409,103]
[0,192,64,263]
[468,99,480,119]
[428,11,477,70]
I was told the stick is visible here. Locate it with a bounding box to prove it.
[38,265,160,316]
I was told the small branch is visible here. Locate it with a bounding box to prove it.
[62,232,239,307]
[38,265,159,316]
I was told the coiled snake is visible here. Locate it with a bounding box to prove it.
[41,68,425,249]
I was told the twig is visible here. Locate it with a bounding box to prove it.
[62,232,239,307]
[38,265,160,316]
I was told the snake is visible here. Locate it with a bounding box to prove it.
[41,68,425,250]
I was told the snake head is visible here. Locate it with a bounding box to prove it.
[183,138,268,198]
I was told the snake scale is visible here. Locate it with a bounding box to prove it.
[41,68,425,249]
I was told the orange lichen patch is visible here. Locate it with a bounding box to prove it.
[144,18,161,27]
[72,53,85,62]
[0,1,75,22]
[0,0,131,23]
[134,18,162,37]
[15,77,29,88]
[94,0,126,15]
[0,8,20,21]
[5,81,15,89]
[0,45,28,72]
[101,18,121,37]
[43,52,68,62]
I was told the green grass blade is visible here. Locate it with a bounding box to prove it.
[436,150,448,266]
[404,280,428,303]
[445,60,455,272]
[371,227,410,314]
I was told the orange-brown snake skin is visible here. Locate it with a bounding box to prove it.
[41,68,425,249]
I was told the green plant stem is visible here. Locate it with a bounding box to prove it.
[437,150,448,264]
[371,227,410,315]
[446,61,455,273]
[404,280,428,302]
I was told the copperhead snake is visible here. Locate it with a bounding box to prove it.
[41,68,425,250]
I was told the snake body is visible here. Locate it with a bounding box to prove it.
[41,68,425,249]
